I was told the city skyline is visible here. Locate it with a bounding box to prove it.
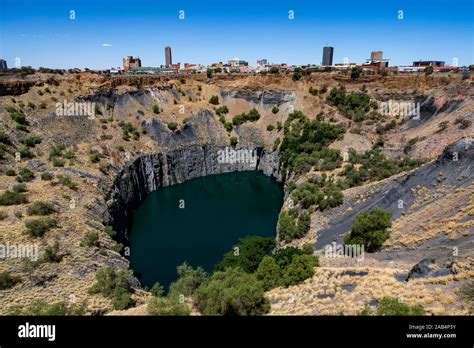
[0,0,472,69]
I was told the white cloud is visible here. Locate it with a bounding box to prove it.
[101,43,112,47]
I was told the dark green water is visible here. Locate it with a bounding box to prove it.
[129,171,284,289]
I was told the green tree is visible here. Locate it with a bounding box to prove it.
[150,282,165,297]
[255,256,282,290]
[168,262,208,298]
[376,297,425,316]
[196,267,270,315]
[148,297,190,316]
[209,95,219,105]
[281,254,318,287]
[215,236,276,273]
[344,207,392,252]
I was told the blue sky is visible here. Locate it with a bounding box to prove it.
[0,0,472,69]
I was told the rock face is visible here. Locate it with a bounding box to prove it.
[106,144,282,243]
[221,89,295,107]
[406,258,453,281]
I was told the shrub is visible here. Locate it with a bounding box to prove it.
[344,207,392,252]
[11,111,27,125]
[63,150,75,159]
[232,108,261,126]
[278,209,311,243]
[169,263,208,298]
[42,240,62,263]
[167,122,178,131]
[90,152,100,163]
[281,254,318,287]
[80,232,100,247]
[376,297,425,316]
[89,267,134,310]
[255,256,282,290]
[150,282,165,297]
[41,172,53,181]
[326,87,370,121]
[27,102,36,109]
[57,175,78,190]
[19,146,34,159]
[209,95,219,105]
[0,132,11,145]
[196,267,270,315]
[230,136,238,147]
[0,272,22,290]
[6,169,16,176]
[152,104,160,114]
[148,297,190,316]
[9,300,85,316]
[224,122,233,132]
[215,105,229,116]
[272,106,279,114]
[309,86,318,96]
[25,217,57,237]
[48,144,65,160]
[273,246,311,268]
[12,183,28,193]
[16,168,35,182]
[19,136,42,147]
[267,124,275,131]
[27,201,56,216]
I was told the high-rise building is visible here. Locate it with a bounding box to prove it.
[165,46,172,67]
[0,59,7,70]
[322,47,334,66]
[370,51,383,61]
[122,56,141,72]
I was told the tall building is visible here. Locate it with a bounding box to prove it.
[322,47,334,66]
[122,56,141,72]
[0,59,7,70]
[257,59,268,66]
[165,46,172,67]
[370,51,383,61]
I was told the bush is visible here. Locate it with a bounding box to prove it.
[25,217,57,237]
[150,282,165,297]
[167,122,178,131]
[148,297,190,316]
[215,105,229,116]
[309,86,318,96]
[89,267,134,310]
[6,169,16,176]
[9,300,85,316]
[152,104,160,114]
[196,267,270,315]
[90,152,100,163]
[344,207,392,252]
[267,124,275,131]
[255,256,282,290]
[0,190,28,206]
[230,136,238,147]
[19,136,42,147]
[63,151,75,159]
[19,146,34,159]
[41,172,53,181]
[224,122,233,132]
[0,272,22,290]
[215,236,275,274]
[278,209,311,243]
[11,111,28,125]
[57,175,78,190]
[209,95,219,105]
[232,108,261,126]
[376,297,425,316]
[42,240,62,263]
[281,254,318,287]
[326,87,370,121]
[169,263,208,298]
[27,201,56,216]
[272,106,279,114]
[80,231,100,247]
[0,131,11,145]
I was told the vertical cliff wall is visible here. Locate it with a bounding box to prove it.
[105,144,282,243]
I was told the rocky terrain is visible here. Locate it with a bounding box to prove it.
[0,71,472,315]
